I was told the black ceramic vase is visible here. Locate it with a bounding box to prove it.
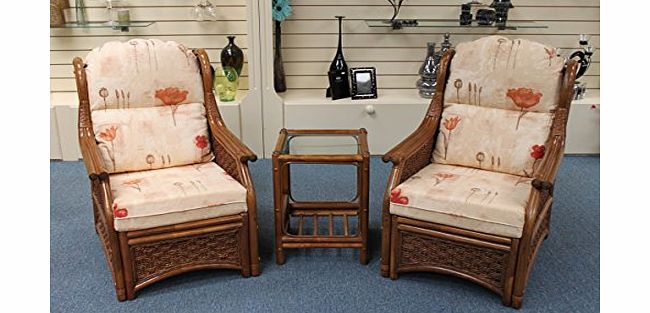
[326,16,351,100]
[273,21,287,92]
[221,35,244,76]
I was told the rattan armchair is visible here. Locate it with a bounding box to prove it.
[73,39,260,301]
[380,36,578,308]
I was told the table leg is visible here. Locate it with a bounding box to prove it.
[358,159,370,265]
[273,157,286,265]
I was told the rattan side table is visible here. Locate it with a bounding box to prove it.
[272,128,370,265]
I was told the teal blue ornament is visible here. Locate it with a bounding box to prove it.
[272,0,293,22]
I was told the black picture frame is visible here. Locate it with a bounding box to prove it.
[350,67,377,100]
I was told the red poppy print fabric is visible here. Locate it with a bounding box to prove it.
[108,162,247,231]
[389,163,533,238]
[432,103,553,177]
[92,102,213,174]
[84,39,204,111]
[443,36,564,113]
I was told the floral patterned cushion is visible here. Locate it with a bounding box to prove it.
[432,103,552,177]
[110,162,247,231]
[85,39,204,111]
[443,35,565,113]
[92,102,213,173]
[389,163,533,238]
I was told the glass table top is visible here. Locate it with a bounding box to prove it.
[280,133,361,156]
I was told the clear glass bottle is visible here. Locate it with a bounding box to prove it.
[416,42,437,98]
[75,0,88,25]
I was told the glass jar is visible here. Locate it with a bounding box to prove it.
[214,66,239,102]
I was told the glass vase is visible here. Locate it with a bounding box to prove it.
[221,36,244,76]
[416,42,437,98]
[214,66,239,102]
[75,0,88,25]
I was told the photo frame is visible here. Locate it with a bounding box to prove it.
[350,67,377,100]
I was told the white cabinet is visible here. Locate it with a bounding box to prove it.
[283,90,429,154]
[280,89,600,156]
[566,91,600,154]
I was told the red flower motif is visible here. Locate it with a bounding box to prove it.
[434,172,457,180]
[112,203,129,218]
[99,126,118,142]
[155,87,189,106]
[506,88,543,110]
[194,135,208,149]
[443,116,461,131]
[390,188,409,205]
[530,144,545,159]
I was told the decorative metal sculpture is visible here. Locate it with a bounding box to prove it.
[416,33,452,99]
[569,34,594,100]
[490,0,514,29]
[384,0,418,29]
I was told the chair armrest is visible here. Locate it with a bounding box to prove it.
[207,118,257,185]
[208,119,257,163]
[79,126,107,179]
[382,121,438,184]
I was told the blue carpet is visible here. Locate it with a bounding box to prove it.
[50,156,599,312]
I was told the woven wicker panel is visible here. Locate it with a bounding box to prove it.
[95,218,114,265]
[131,229,241,283]
[213,139,242,184]
[399,139,434,184]
[529,207,551,265]
[400,232,509,291]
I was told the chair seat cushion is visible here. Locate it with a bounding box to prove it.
[389,163,533,238]
[109,162,247,231]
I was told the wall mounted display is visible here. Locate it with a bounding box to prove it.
[221,35,244,76]
[326,16,351,100]
[350,67,377,100]
[458,0,515,29]
[272,0,292,92]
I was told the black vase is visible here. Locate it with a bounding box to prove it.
[326,16,350,100]
[273,21,287,92]
[221,35,244,76]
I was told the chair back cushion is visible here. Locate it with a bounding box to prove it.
[433,36,565,176]
[92,102,213,174]
[85,39,214,173]
[85,39,204,111]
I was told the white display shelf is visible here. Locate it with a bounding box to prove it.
[280,89,430,106]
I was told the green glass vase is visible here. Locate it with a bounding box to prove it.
[214,66,239,102]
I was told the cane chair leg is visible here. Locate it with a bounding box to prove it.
[389,216,399,280]
[240,213,251,278]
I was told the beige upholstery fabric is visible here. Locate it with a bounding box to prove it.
[432,103,552,177]
[443,35,565,113]
[92,102,213,173]
[433,35,563,176]
[389,163,533,238]
[110,162,247,231]
[85,39,204,111]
